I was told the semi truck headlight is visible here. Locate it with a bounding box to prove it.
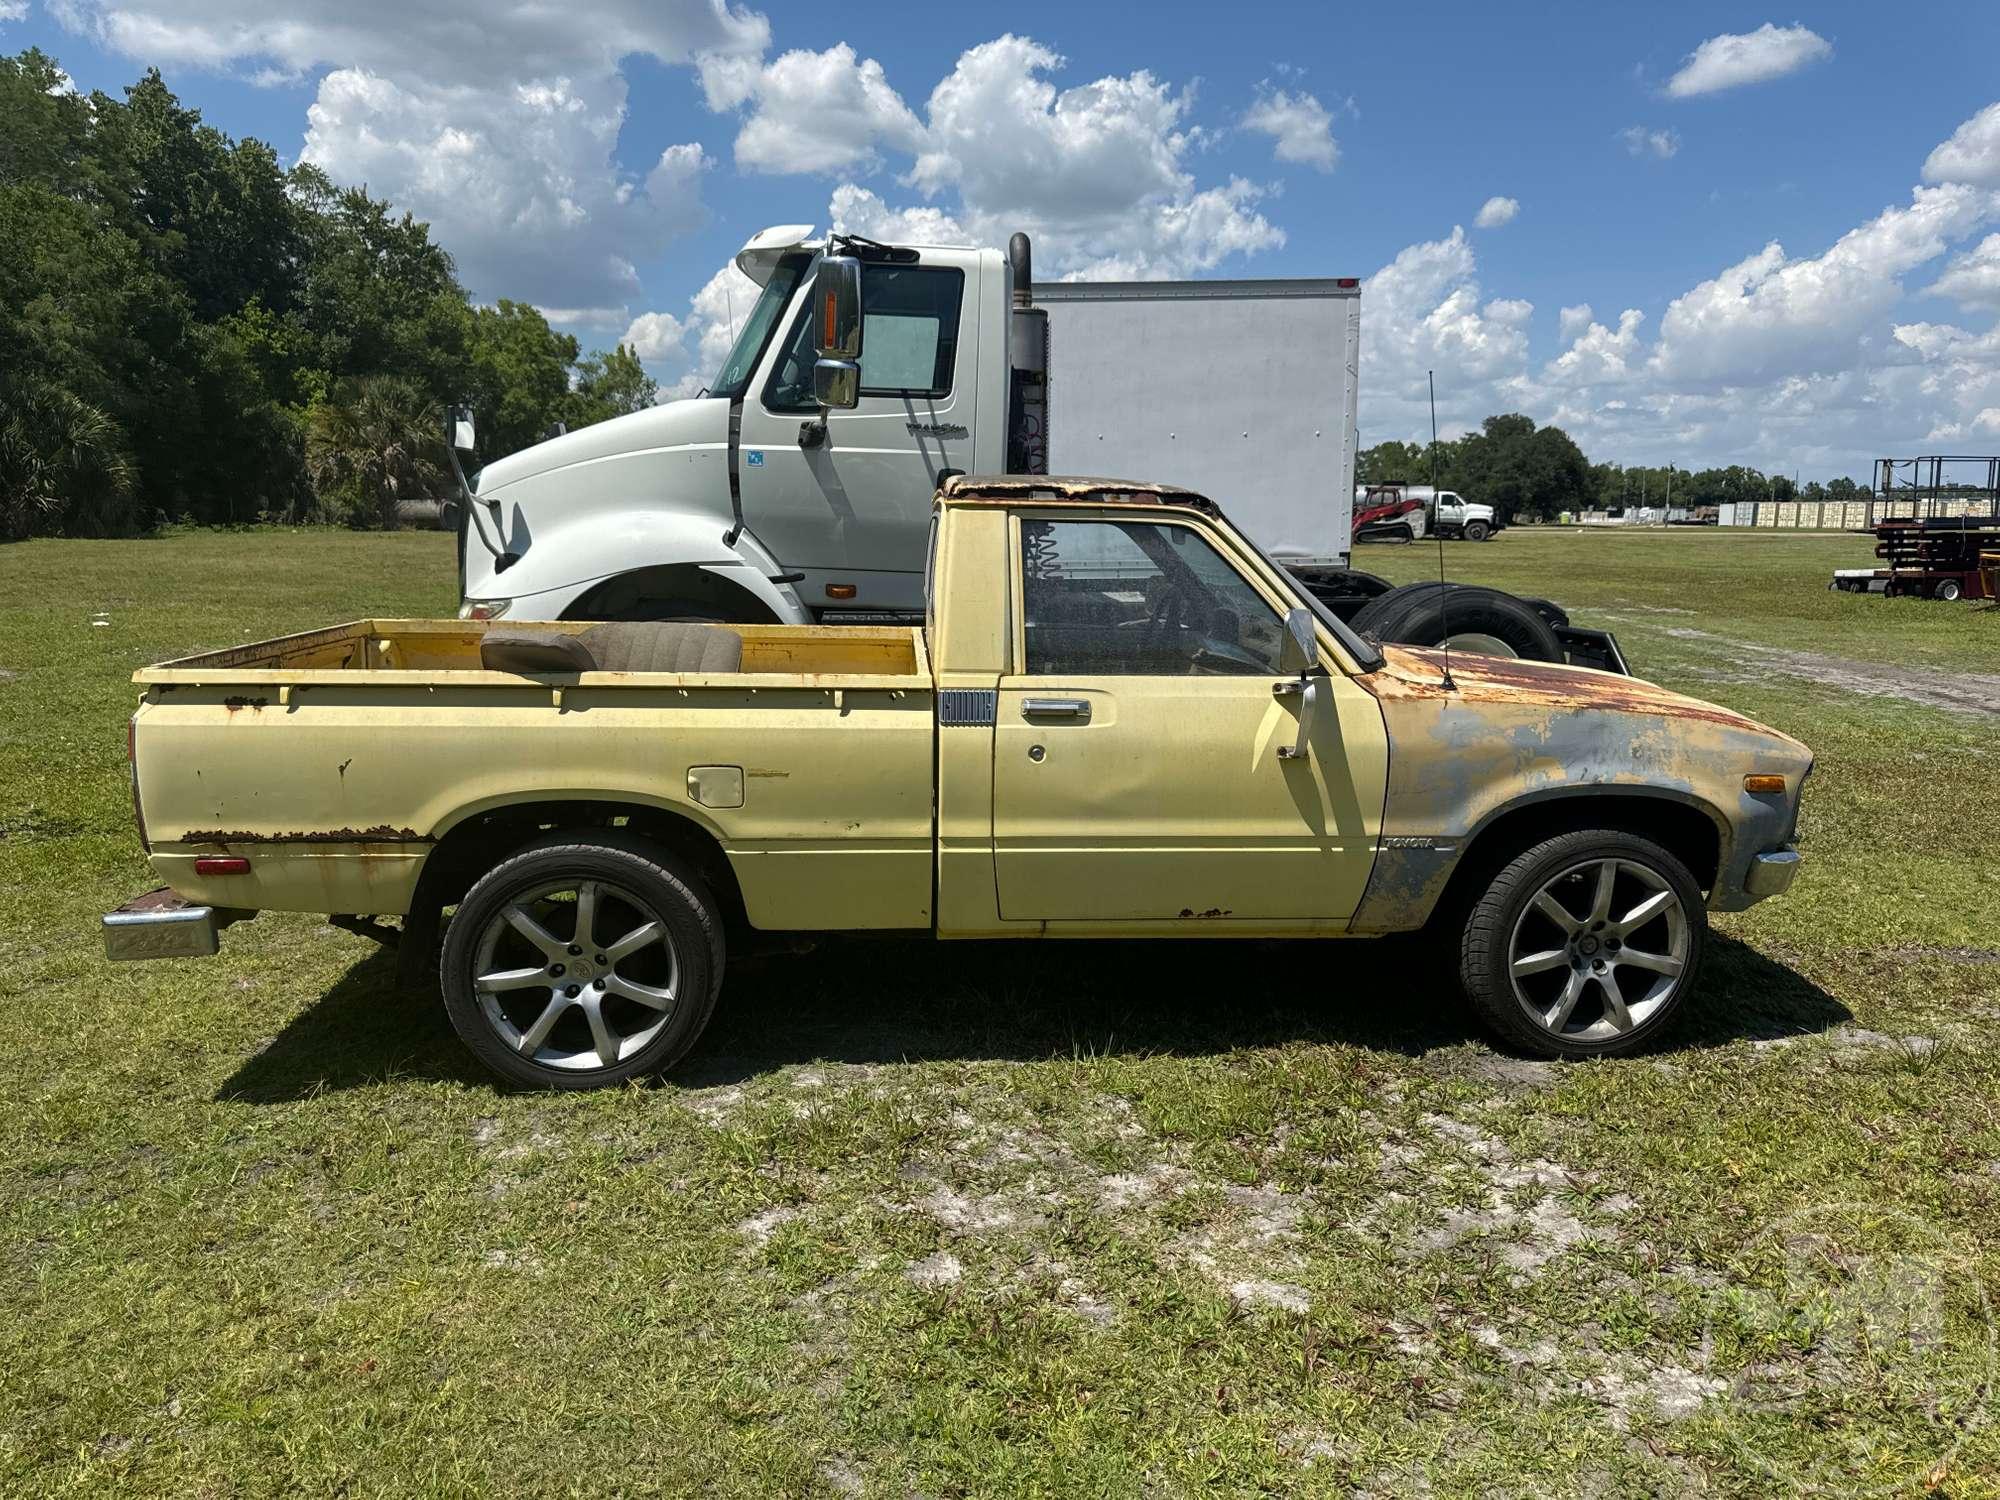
[459,598,512,621]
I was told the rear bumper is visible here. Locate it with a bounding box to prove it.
[103,887,222,961]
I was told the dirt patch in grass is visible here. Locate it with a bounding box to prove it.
[1656,624,2000,716]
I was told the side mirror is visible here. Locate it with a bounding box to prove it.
[811,255,862,412]
[449,405,477,455]
[1277,606,1319,675]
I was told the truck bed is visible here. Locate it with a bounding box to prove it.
[137,618,928,684]
[129,619,937,931]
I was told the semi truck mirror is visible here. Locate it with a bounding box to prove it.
[812,255,864,412]
[1277,607,1319,674]
[449,405,477,454]
[812,360,860,410]
[813,256,863,360]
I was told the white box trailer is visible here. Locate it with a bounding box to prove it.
[1035,278,1361,565]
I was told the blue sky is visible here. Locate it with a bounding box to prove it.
[10,1,2000,479]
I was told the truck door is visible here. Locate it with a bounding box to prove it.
[736,261,976,612]
[991,511,1381,924]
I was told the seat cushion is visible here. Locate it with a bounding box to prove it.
[479,629,597,674]
[577,622,744,674]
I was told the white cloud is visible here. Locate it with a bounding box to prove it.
[57,0,763,313]
[703,42,923,175]
[0,2,29,22]
[1620,126,1680,160]
[1547,309,1646,386]
[1358,112,2000,478]
[1368,226,1536,408]
[1923,102,2000,188]
[828,183,969,246]
[1473,196,1518,229]
[910,36,1186,221]
[832,35,1284,280]
[621,310,686,362]
[1925,233,2000,310]
[1650,184,1997,383]
[1665,23,1832,99]
[1241,85,1337,172]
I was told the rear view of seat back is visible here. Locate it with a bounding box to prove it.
[478,623,743,675]
[578,623,743,673]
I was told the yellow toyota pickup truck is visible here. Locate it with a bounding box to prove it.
[106,475,1809,1088]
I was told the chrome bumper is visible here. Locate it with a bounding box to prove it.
[103,888,219,961]
[1744,847,1801,898]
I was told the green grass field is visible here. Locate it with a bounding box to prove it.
[3,526,1998,1496]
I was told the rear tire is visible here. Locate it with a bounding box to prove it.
[1459,830,1705,1059]
[440,833,725,1090]
[1934,578,1963,602]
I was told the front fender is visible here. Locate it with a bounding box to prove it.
[1347,648,1810,931]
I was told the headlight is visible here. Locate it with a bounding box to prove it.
[458,598,512,621]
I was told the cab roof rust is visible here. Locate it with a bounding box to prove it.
[938,474,1221,515]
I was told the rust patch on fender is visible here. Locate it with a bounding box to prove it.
[1359,646,1767,734]
[222,696,270,712]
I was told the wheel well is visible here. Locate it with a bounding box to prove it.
[565,565,780,623]
[1430,793,1723,930]
[412,799,750,934]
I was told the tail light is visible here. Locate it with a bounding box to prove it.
[128,713,150,852]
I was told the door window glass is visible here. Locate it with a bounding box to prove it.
[1019,519,1288,675]
[764,265,964,412]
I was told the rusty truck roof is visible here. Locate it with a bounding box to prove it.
[938,474,1221,514]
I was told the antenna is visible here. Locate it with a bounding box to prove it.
[1428,370,1456,692]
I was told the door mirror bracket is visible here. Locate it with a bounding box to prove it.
[1273,606,1322,761]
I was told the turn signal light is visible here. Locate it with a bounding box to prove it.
[825,583,857,600]
[1743,774,1787,794]
[194,856,251,876]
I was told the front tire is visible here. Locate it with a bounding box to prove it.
[1459,830,1705,1059]
[440,834,725,1090]
[1464,520,1491,542]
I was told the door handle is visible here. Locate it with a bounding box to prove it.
[1022,697,1091,721]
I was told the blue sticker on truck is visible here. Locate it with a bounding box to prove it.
[745,450,764,467]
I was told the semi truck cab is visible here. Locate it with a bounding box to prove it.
[459,228,1011,626]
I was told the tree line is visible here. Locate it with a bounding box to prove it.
[0,49,655,540]
[1360,415,1871,522]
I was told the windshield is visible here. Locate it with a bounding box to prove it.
[1233,521,1386,672]
[708,253,811,400]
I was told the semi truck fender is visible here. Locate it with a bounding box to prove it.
[477,506,810,624]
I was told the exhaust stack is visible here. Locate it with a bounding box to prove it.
[1007,233,1049,474]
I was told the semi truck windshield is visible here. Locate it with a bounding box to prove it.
[709,254,811,400]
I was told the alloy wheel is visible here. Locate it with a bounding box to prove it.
[1506,857,1688,1042]
[470,878,679,1072]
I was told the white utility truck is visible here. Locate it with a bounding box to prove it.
[1353,483,1501,543]
[454,227,1618,669]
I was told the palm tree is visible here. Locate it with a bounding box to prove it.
[0,382,139,540]
[305,376,445,529]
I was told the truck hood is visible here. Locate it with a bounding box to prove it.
[1367,644,1803,746]
[475,396,730,499]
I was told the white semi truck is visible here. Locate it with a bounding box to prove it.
[453,226,1619,668]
